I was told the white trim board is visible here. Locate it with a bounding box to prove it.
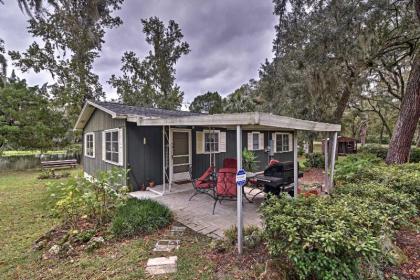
[137,112,341,132]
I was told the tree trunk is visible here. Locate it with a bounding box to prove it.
[386,0,420,164]
[416,122,420,147]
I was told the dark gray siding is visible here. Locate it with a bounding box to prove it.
[82,109,127,181]
[126,124,163,191]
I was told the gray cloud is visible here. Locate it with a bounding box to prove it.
[0,0,276,105]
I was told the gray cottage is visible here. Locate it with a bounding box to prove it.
[74,100,340,194]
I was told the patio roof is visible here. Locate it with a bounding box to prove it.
[74,100,341,132]
[137,112,341,132]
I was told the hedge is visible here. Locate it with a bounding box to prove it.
[359,144,420,163]
[261,155,419,279]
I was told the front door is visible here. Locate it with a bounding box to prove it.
[170,129,192,182]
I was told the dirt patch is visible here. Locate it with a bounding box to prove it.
[385,226,420,280]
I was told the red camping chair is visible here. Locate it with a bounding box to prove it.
[189,166,215,201]
[212,168,237,214]
[223,158,237,169]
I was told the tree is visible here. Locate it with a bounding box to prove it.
[0,76,68,152]
[109,17,190,110]
[9,0,123,124]
[189,91,223,114]
[223,83,258,113]
[386,0,420,164]
[0,39,6,86]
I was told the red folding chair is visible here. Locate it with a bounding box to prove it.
[189,166,215,201]
[223,158,237,169]
[212,168,237,214]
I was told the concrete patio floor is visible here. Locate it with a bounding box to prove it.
[130,184,264,239]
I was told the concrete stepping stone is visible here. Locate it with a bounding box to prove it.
[153,240,180,252]
[145,256,177,275]
[169,226,186,236]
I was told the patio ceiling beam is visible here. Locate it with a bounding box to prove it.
[136,112,341,132]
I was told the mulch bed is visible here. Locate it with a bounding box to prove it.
[207,244,270,279]
[301,168,325,185]
[385,226,420,280]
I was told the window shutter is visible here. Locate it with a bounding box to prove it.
[247,133,253,151]
[102,131,106,161]
[92,133,96,158]
[118,128,124,166]
[84,134,88,157]
[259,133,264,150]
[219,131,226,153]
[272,133,276,153]
[196,131,204,154]
[288,133,293,152]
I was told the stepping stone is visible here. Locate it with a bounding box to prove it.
[153,240,180,252]
[169,226,186,236]
[145,256,177,275]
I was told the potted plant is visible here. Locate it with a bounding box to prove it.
[242,149,258,172]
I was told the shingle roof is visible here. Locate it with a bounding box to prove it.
[94,101,202,118]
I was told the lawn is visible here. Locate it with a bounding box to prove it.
[0,169,215,280]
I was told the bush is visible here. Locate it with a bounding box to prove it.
[49,168,129,226]
[359,144,388,160]
[359,144,420,163]
[334,153,382,183]
[110,198,172,237]
[261,195,384,279]
[305,152,324,168]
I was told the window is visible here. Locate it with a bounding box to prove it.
[248,132,263,151]
[103,129,121,165]
[252,133,259,150]
[85,133,95,158]
[275,133,290,152]
[204,131,219,153]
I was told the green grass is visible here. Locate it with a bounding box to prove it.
[0,169,216,279]
[2,150,67,157]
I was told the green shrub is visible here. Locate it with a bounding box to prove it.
[359,144,420,163]
[359,144,388,160]
[305,152,324,168]
[261,195,384,279]
[110,198,172,237]
[335,153,382,183]
[242,148,258,172]
[49,168,129,226]
[334,183,417,228]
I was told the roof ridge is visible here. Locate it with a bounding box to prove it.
[94,100,195,114]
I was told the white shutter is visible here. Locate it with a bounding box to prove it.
[219,131,226,153]
[84,134,88,157]
[288,133,293,152]
[102,131,106,161]
[196,131,204,154]
[118,128,124,166]
[259,133,264,150]
[92,133,96,158]
[247,133,253,151]
[272,133,277,153]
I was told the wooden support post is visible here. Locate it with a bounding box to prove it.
[329,132,338,190]
[162,126,166,194]
[324,137,329,193]
[293,130,298,198]
[236,125,243,255]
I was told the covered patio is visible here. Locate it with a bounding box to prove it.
[130,112,341,253]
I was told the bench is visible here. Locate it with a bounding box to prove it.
[41,159,78,170]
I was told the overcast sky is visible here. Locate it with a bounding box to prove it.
[0,0,277,106]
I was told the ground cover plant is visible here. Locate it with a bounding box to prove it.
[111,198,172,237]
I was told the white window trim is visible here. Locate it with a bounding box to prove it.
[102,128,123,166]
[84,132,95,158]
[273,132,292,153]
[202,130,221,154]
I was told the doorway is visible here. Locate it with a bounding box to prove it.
[170,129,192,182]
